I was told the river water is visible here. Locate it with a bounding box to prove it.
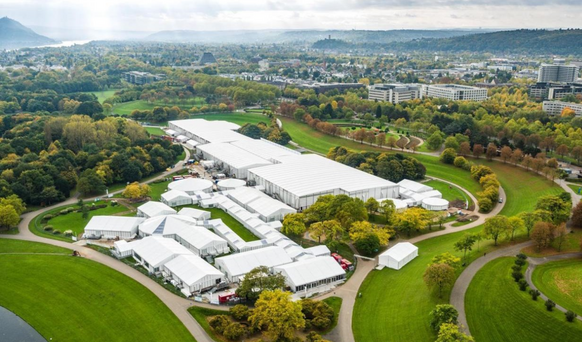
[0,306,45,342]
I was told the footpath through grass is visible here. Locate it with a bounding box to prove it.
[532,258,582,316]
[466,257,582,342]
[0,240,195,342]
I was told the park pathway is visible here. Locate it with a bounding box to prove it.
[0,147,224,342]
[524,252,582,321]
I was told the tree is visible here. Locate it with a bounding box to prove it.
[531,222,553,252]
[458,142,471,157]
[248,289,305,341]
[281,213,306,236]
[508,216,525,241]
[430,304,459,331]
[435,323,474,342]
[566,310,578,322]
[77,169,105,196]
[473,144,484,159]
[511,148,523,165]
[572,146,582,164]
[0,194,26,215]
[236,266,286,301]
[483,215,511,245]
[122,182,151,200]
[535,195,570,224]
[394,207,432,237]
[519,211,541,238]
[309,219,343,243]
[545,299,556,311]
[554,223,568,252]
[365,197,379,215]
[223,322,247,341]
[229,304,251,321]
[350,221,393,246]
[454,233,477,264]
[0,204,19,228]
[500,146,512,163]
[380,199,396,224]
[571,201,582,229]
[440,148,457,164]
[556,144,569,159]
[444,136,460,151]
[424,263,455,298]
[301,298,334,329]
[486,143,497,161]
[426,131,444,151]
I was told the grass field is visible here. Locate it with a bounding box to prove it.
[532,258,582,315]
[195,112,272,126]
[424,179,471,205]
[145,127,167,136]
[322,296,343,335]
[113,98,206,116]
[0,240,195,342]
[190,205,259,242]
[523,230,582,257]
[466,257,582,342]
[88,89,118,103]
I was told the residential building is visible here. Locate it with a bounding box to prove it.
[123,71,165,85]
[537,64,579,83]
[542,101,582,116]
[368,84,421,104]
[421,84,488,101]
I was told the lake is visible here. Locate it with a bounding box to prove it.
[0,306,45,342]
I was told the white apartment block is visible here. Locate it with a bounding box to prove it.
[538,64,579,83]
[421,84,488,101]
[368,84,421,104]
[542,101,582,116]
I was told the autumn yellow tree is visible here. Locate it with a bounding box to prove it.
[122,182,151,200]
[394,207,432,237]
[248,289,305,341]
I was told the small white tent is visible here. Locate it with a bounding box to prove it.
[378,242,419,270]
[161,190,192,207]
[137,201,177,218]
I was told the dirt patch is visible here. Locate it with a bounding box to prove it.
[551,270,582,305]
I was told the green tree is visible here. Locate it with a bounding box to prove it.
[236,266,286,302]
[483,215,511,245]
[0,204,19,228]
[535,195,570,224]
[444,136,459,151]
[281,213,306,236]
[248,289,305,341]
[0,194,26,215]
[394,207,431,237]
[435,323,474,342]
[309,219,343,243]
[426,131,444,151]
[453,234,477,264]
[380,199,396,224]
[423,263,455,298]
[508,216,525,241]
[349,221,393,246]
[440,148,457,164]
[430,304,459,331]
[77,169,105,196]
[431,252,461,269]
[365,197,379,215]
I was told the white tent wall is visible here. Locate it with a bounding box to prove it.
[378,243,419,270]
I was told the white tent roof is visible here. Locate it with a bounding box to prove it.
[422,197,449,206]
[164,254,223,286]
[114,240,133,253]
[273,256,345,287]
[131,236,194,267]
[398,179,433,193]
[169,225,227,251]
[84,216,144,232]
[304,245,331,257]
[379,242,419,263]
[217,179,246,189]
[376,198,408,210]
[138,201,177,217]
[186,139,199,147]
[139,215,198,235]
[248,154,397,197]
[169,119,240,135]
[178,207,210,220]
[161,190,191,202]
[228,186,267,205]
[168,178,213,193]
[246,196,296,218]
[230,138,300,162]
[216,246,292,277]
[197,142,272,170]
[195,129,250,144]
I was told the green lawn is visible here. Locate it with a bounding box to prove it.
[30,203,130,241]
[424,179,472,206]
[466,257,582,342]
[88,89,119,103]
[113,98,206,116]
[0,240,195,342]
[322,296,343,335]
[195,112,271,126]
[567,183,582,194]
[0,239,68,254]
[188,306,229,342]
[532,258,582,315]
[145,127,167,136]
[149,180,170,201]
[189,205,259,242]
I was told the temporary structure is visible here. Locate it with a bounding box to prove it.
[215,246,293,282]
[83,216,144,240]
[137,201,176,218]
[378,242,419,270]
[217,179,246,191]
[162,254,224,295]
[168,178,213,195]
[129,236,194,273]
[161,190,192,207]
[178,207,211,221]
[421,198,449,211]
[273,256,346,292]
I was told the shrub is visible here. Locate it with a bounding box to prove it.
[511,271,523,282]
[440,148,457,164]
[110,201,118,207]
[453,156,467,168]
[208,315,230,334]
[529,289,540,300]
[545,299,556,311]
[566,310,577,322]
[52,229,61,235]
[223,322,247,341]
[64,230,73,237]
[514,258,526,266]
[229,304,251,321]
[59,209,69,215]
[518,279,529,291]
[43,225,54,231]
[429,304,459,331]
[312,315,332,329]
[42,214,54,221]
[516,253,527,260]
[511,265,522,272]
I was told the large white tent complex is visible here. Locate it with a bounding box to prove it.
[168,119,240,144]
[83,216,144,240]
[168,178,213,195]
[378,242,419,270]
[217,179,246,191]
[178,207,211,221]
[127,236,194,273]
[273,256,346,292]
[228,187,296,222]
[161,190,192,207]
[229,138,300,163]
[137,201,176,219]
[162,254,224,295]
[247,154,399,210]
[197,142,272,179]
[215,246,293,282]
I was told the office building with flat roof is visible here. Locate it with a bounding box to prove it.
[538,64,579,83]
[543,101,582,116]
[368,84,421,104]
[421,84,488,101]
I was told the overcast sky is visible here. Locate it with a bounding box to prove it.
[4,0,582,33]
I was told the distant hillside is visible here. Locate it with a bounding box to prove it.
[390,29,582,55]
[0,17,57,49]
[145,30,284,43]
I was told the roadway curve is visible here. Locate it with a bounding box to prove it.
[0,147,224,342]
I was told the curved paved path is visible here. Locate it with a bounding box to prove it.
[0,147,224,342]
[524,252,582,321]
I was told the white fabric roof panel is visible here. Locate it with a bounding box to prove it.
[168,225,227,251]
[169,119,240,135]
[198,143,272,170]
[397,179,433,193]
[215,246,293,277]
[229,138,300,162]
[139,215,198,236]
[379,242,419,263]
[304,245,331,257]
[248,154,397,197]
[84,216,144,233]
[131,236,194,268]
[228,187,268,205]
[246,196,296,218]
[138,201,177,217]
[168,178,213,193]
[163,254,223,286]
[161,190,191,202]
[178,207,211,220]
[273,256,345,288]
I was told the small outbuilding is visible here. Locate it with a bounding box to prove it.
[378,242,419,270]
[168,178,213,195]
[161,190,193,207]
[162,254,224,295]
[421,197,449,211]
[273,256,346,292]
[185,139,199,150]
[137,201,177,219]
[83,216,144,240]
